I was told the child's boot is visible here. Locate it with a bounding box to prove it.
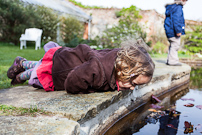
[7,56,27,79]
[11,73,26,86]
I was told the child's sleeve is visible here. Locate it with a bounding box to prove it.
[64,56,105,94]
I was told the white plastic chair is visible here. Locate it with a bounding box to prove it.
[20,28,43,50]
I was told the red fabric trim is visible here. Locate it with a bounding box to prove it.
[37,46,62,91]
[116,80,120,92]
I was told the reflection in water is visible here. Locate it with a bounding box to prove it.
[190,68,202,89]
[158,110,181,135]
[104,68,202,135]
[103,88,189,135]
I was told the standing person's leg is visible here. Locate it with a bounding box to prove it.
[167,37,181,66]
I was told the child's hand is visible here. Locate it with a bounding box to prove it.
[176,33,181,37]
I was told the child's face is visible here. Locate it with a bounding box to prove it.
[182,0,187,5]
[118,75,152,91]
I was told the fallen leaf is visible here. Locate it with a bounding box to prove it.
[150,104,164,109]
[184,121,194,134]
[196,105,202,110]
[148,109,157,112]
[184,103,194,107]
[185,121,192,128]
[181,98,195,102]
[151,95,161,103]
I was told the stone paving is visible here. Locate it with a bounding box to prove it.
[0,59,191,135]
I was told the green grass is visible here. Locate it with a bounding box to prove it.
[150,52,191,59]
[0,104,48,116]
[0,42,45,89]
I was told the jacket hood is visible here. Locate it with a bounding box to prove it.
[165,1,184,7]
[165,2,183,16]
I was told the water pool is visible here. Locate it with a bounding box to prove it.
[104,68,202,135]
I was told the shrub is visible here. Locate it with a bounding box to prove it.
[0,0,59,45]
[96,5,147,48]
[60,16,84,45]
[0,0,34,45]
[115,11,122,18]
[184,25,202,54]
[152,41,167,54]
[33,5,59,43]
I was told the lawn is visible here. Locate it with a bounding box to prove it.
[0,42,45,89]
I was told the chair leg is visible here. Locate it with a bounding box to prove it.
[35,40,41,50]
[39,41,41,49]
[35,41,37,50]
[39,43,41,49]
[20,41,23,49]
[24,41,27,49]
[20,40,26,49]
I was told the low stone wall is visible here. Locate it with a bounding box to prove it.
[180,58,202,68]
[0,59,191,135]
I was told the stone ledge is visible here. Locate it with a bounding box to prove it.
[0,116,80,135]
[0,59,191,135]
[0,86,131,122]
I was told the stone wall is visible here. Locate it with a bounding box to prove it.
[82,8,202,45]
[82,8,167,45]
[83,8,120,39]
[138,10,167,44]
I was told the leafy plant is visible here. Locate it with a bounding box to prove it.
[60,16,84,46]
[0,0,33,44]
[0,0,59,45]
[152,41,167,54]
[184,26,202,54]
[96,5,147,48]
[33,5,59,43]
[189,67,202,89]
[115,11,122,18]
[64,34,98,48]
[69,0,104,9]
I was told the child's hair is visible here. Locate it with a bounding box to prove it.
[115,39,155,82]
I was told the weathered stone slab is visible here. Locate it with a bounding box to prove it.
[0,86,129,122]
[0,116,80,135]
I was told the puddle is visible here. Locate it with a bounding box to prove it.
[103,68,202,135]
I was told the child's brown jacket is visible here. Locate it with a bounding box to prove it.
[52,44,120,94]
